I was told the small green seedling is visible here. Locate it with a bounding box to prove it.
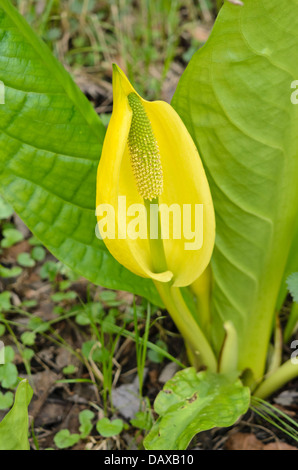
[79,409,95,439]
[0,292,12,312]
[51,291,77,303]
[130,410,153,432]
[0,391,14,410]
[54,429,80,449]
[17,252,35,268]
[1,228,24,248]
[31,246,46,262]
[147,339,168,364]
[96,417,124,438]
[0,197,13,220]
[62,365,77,375]
[20,331,36,347]
[0,265,22,278]
[0,347,18,389]
[287,273,298,302]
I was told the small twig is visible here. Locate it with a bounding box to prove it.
[82,355,101,404]
[238,419,280,443]
[112,357,121,388]
[114,336,132,361]
[227,0,244,5]
[197,0,213,23]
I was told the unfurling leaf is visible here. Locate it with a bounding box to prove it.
[144,368,250,450]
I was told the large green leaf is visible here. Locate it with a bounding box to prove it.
[172,0,298,379]
[276,219,298,310]
[0,0,160,305]
[0,379,33,450]
[144,368,250,450]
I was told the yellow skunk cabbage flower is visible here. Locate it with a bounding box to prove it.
[96,64,215,287]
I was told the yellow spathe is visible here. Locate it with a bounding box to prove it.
[96,64,215,287]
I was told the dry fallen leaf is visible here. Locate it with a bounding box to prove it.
[225,433,297,451]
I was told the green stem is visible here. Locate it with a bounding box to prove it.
[155,281,217,371]
[284,302,298,344]
[267,313,282,375]
[144,198,217,372]
[254,360,298,399]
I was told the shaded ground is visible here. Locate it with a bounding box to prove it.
[0,212,297,450]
